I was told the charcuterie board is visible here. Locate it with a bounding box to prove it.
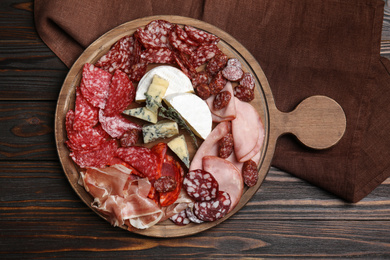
[55,15,346,237]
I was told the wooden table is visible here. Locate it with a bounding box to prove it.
[1,1,389,258]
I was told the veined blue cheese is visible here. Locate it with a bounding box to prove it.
[168,135,190,168]
[122,107,158,123]
[142,120,179,143]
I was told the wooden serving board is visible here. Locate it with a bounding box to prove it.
[55,15,346,237]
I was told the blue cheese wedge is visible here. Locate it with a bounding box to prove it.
[122,107,158,124]
[168,135,190,168]
[136,66,194,102]
[145,74,169,113]
[163,93,212,140]
[142,120,179,143]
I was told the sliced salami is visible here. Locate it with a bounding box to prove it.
[213,90,232,110]
[195,83,211,100]
[140,47,174,64]
[222,65,244,81]
[218,133,234,159]
[104,69,135,116]
[70,139,118,168]
[169,209,190,226]
[173,52,197,79]
[80,63,112,109]
[73,87,99,131]
[119,128,140,147]
[128,63,148,82]
[239,72,255,90]
[190,43,220,68]
[95,35,134,74]
[184,25,220,44]
[209,71,227,95]
[227,58,242,68]
[185,205,204,224]
[116,146,159,180]
[135,20,173,49]
[192,71,211,87]
[234,85,255,102]
[99,110,141,139]
[154,176,177,193]
[193,191,231,222]
[169,25,196,55]
[183,169,219,201]
[242,160,258,187]
[206,52,228,76]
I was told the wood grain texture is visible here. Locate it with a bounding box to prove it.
[1,0,390,258]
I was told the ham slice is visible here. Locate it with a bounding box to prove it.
[202,156,244,211]
[206,81,236,122]
[189,121,231,171]
[232,97,264,162]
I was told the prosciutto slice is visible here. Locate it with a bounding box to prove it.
[79,165,163,229]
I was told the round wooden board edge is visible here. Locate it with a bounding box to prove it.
[54,15,275,238]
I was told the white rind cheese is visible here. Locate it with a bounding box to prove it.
[122,107,158,124]
[142,120,179,143]
[163,93,212,140]
[168,135,190,168]
[136,66,194,102]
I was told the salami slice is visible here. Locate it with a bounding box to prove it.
[116,146,159,180]
[135,20,173,49]
[104,69,135,116]
[193,191,231,222]
[95,35,134,74]
[80,63,112,109]
[128,63,148,82]
[73,87,99,131]
[242,160,258,187]
[239,72,255,90]
[169,25,196,55]
[227,58,242,68]
[185,204,204,224]
[206,52,228,76]
[209,71,227,95]
[184,25,220,44]
[119,128,140,147]
[234,85,255,102]
[70,139,118,168]
[140,47,174,64]
[170,209,190,226]
[192,71,211,87]
[99,109,141,139]
[65,110,107,152]
[183,169,219,201]
[173,52,197,79]
[222,65,244,81]
[190,43,220,68]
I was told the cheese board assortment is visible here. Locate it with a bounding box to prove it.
[55,16,346,237]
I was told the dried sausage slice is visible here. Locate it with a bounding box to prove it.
[183,169,219,201]
[193,191,231,221]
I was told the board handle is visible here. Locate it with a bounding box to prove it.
[272,95,346,149]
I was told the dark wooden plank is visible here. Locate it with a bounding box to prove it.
[0,102,57,160]
[0,162,389,258]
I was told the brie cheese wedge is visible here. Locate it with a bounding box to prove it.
[136,66,194,102]
[163,93,212,140]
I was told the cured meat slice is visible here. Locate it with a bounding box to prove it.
[206,81,236,121]
[169,209,190,226]
[227,58,242,68]
[154,176,176,193]
[240,72,255,90]
[189,121,231,171]
[218,133,234,159]
[190,43,220,68]
[192,71,210,88]
[70,139,118,168]
[119,129,140,147]
[135,20,173,49]
[99,109,141,139]
[234,85,255,102]
[104,69,135,116]
[169,25,196,55]
[73,88,99,131]
[173,51,197,79]
[175,25,199,46]
[158,154,184,207]
[206,52,228,76]
[80,63,112,109]
[95,35,134,74]
[128,63,148,82]
[213,91,232,110]
[195,83,211,100]
[140,47,174,64]
[160,189,193,221]
[116,146,159,180]
[222,65,244,81]
[65,110,106,152]
[183,169,219,201]
[185,205,204,223]
[232,97,264,162]
[202,156,244,211]
[242,160,258,187]
[209,71,227,95]
[184,25,220,44]
[193,191,231,222]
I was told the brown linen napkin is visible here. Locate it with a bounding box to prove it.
[35,0,390,202]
